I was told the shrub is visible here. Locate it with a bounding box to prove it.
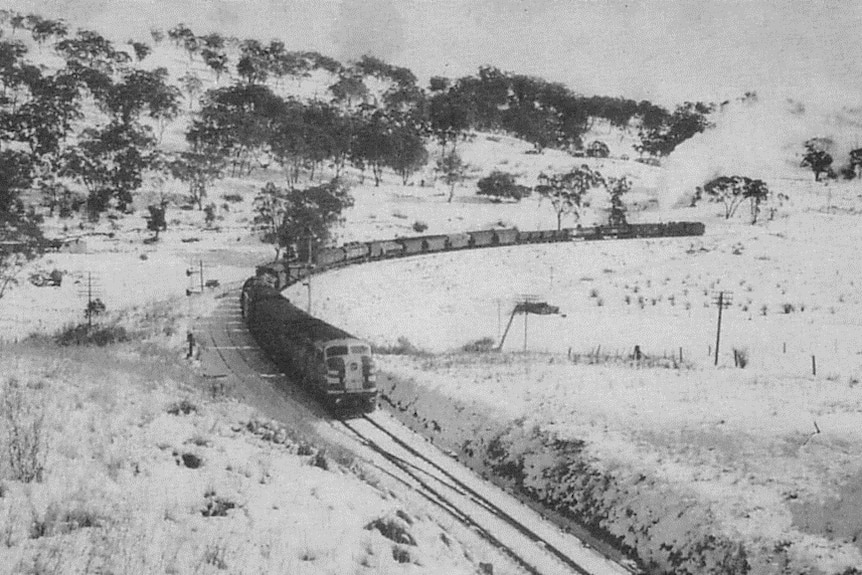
[462,337,496,353]
[178,452,203,469]
[365,515,416,546]
[733,347,749,368]
[167,399,198,416]
[392,546,412,563]
[476,171,530,202]
[412,221,428,233]
[55,324,130,346]
[585,140,610,158]
[204,203,217,227]
[372,337,426,356]
[30,500,105,538]
[1,379,46,483]
[310,450,329,470]
[85,298,106,319]
[201,490,235,517]
[221,193,242,203]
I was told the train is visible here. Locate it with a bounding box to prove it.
[241,220,704,414]
[295,221,705,271]
[241,273,378,413]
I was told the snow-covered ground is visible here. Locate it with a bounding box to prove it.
[0,342,505,575]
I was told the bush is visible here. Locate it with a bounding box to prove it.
[585,140,610,158]
[462,337,496,353]
[204,203,217,227]
[221,193,243,203]
[310,450,329,470]
[412,221,428,233]
[85,298,106,319]
[167,399,198,416]
[31,500,105,538]
[365,515,416,546]
[372,337,426,356]
[1,378,46,483]
[55,324,130,347]
[733,347,749,368]
[476,171,530,202]
[201,490,236,517]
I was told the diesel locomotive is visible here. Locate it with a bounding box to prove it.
[241,272,377,412]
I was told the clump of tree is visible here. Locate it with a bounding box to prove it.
[168,142,227,210]
[145,200,167,240]
[0,20,182,222]
[0,211,45,303]
[425,66,709,158]
[606,176,631,225]
[536,165,605,230]
[252,179,353,259]
[476,171,530,202]
[635,101,714,157]
[697,175,771,223]
[585,140,610,158]
[800,138,834,181]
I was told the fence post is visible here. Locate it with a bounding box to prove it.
[812,355,816,376]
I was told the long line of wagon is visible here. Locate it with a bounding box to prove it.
[254,221,704,291]
[297,221,704,272]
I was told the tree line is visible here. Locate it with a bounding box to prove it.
[0,12,724,282]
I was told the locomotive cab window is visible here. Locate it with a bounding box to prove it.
[326,346,349,357]
[350,345,370,355]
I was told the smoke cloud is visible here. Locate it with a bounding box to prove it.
[659,91,862,207]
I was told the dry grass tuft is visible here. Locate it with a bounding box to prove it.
[1,378,47,484]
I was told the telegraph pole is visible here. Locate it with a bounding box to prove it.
[712,290,733,366]
[305,233,313,313]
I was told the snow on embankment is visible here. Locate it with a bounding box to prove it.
[376,355,862,575]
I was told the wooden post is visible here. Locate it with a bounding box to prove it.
[679,347,683,363]
[87,271,93,329]
[714,291,724,366]
[812,355,816,376]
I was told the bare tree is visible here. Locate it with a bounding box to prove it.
[536,165,605,230]
[435,149,468,203]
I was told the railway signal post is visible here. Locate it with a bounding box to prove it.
[497,295,560,352]
[712,290,733,366]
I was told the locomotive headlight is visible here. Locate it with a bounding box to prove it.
[362,356,376,388]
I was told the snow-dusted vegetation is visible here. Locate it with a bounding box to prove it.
[3,3,862,574]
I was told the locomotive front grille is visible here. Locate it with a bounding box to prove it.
[343,360,364,391]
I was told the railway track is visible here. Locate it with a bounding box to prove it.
[195,289,639,575]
